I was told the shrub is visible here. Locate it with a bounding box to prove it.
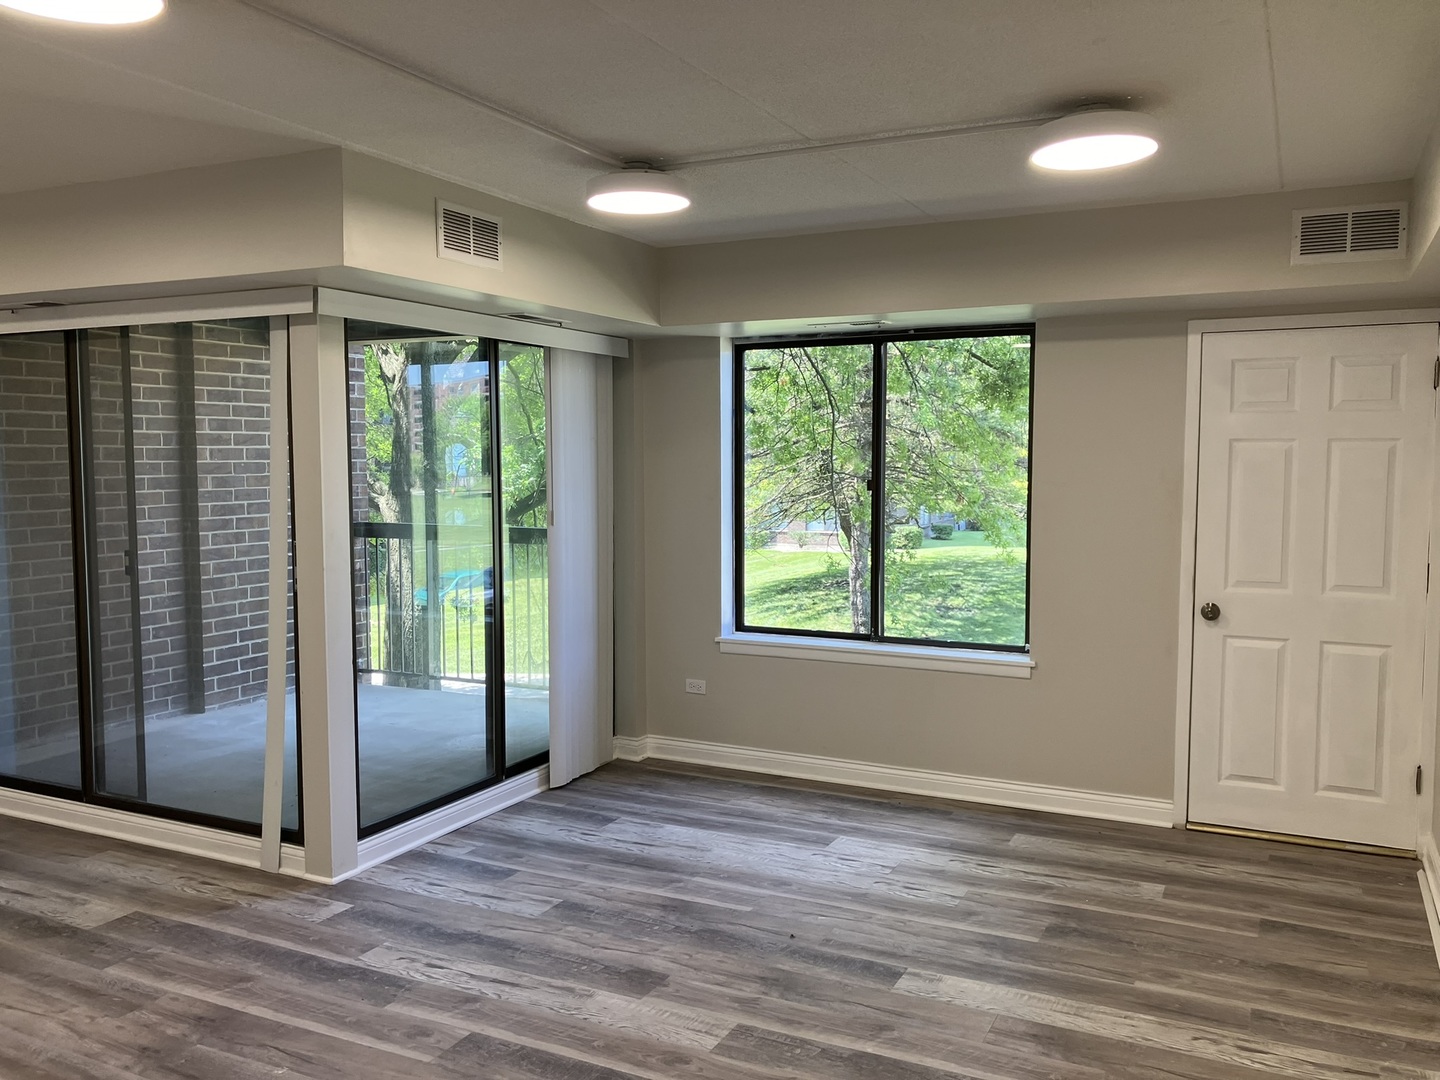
[891,525,924,551]
[788,530,811,548]
[928,523,954,540]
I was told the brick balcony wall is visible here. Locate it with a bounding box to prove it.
[0,320,293,761]
[0,332,83,754]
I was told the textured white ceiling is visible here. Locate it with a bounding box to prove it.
[0,0,1436,245]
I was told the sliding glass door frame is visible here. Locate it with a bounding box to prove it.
[349,330,542,839]
[0,315,302,842]
[1,288,621,880]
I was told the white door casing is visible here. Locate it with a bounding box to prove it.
[1189,323,1438,849]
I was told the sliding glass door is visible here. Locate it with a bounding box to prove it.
[0,319,298,836]
[498,342,550,770]
[349,322,549,834]
[0,331,83,790]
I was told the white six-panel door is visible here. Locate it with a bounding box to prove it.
[1189,323,1437,849]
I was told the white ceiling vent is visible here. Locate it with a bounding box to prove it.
[1291,203,1407,265]
[436,200,502,269]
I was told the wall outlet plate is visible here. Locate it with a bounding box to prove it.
[684,679,706,695]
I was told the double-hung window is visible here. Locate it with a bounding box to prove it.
[733,326,1033,653]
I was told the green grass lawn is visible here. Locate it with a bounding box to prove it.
[744,538,1026,645]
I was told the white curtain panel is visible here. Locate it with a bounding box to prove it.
[547,348,615,786]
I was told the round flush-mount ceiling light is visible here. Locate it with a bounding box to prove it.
[1029,108,1159,172]
[0,0,164,23]
[586,164,690,215]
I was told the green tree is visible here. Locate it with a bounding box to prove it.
[363,341,419,671]
[364,343,413,524]
[428,344,545,524]
[437,376,489,492]
[361,338,551,677]
[743,336,1029,635]
[364,338,475,674]
[498,345,547,526]
[884,336,1029,548]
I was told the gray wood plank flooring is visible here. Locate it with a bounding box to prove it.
[1,760,1437,1079]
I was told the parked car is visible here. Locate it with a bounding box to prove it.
[415,567,493,609]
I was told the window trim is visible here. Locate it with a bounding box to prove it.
[717,631,1034,677]
[728,325,1035,659]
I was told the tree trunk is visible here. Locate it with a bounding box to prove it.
[837,509,870,635]
[504,484,547,526]
[372,345,421,675]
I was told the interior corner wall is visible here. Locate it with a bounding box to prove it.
[1430,674,1440,841]
[1430,724,1439,841]
[1410,123,1440,275]
[612,353,648,740]
[626,319,1188,800]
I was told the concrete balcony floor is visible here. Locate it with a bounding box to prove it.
[3,681,549,831]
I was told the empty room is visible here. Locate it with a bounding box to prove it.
[0,1,1438,1077]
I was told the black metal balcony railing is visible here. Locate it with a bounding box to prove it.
[504,526,549,687]
[355,521,548,687]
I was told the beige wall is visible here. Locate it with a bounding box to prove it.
[4,141,1435,809]
[340,152,660,328]
[618,316,1190,800]
[0,150,343,303]
[0,148,662,330]
[658,182,1416,330]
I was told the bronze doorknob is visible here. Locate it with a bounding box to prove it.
[1200,602,1221,621]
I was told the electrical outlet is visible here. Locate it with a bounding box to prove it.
[684,679,706,695]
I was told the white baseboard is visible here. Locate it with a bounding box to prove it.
[612,735,1173,828]
[612,735,649,762]
[350,766,548,882]
[1419,834,1440,973]
[0,786,311,879]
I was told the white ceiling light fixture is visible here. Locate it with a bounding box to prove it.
[0,0,164,23]
[1029,107,1159,172]
[586,163,690,215]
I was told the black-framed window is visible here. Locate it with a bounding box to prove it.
[734,326,1033,651]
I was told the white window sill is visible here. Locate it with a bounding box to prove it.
[715,632,1034,678]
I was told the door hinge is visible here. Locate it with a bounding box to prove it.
[1418,764,1424,796]
[1433,357,1439,389]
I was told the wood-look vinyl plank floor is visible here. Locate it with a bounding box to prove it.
[1,759,1438,1079]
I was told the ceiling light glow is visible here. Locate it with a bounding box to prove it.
[0,0,164,23]
[586,167,690,215]
[1029,109,1159,171]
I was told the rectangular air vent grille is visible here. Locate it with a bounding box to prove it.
[1291,203,1406,264]
[437,201,502,268]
